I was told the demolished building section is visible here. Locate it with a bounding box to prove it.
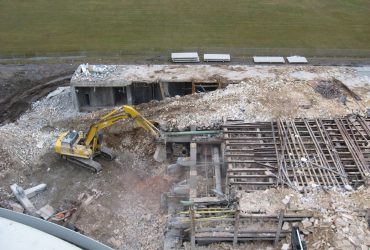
[2,64,370,249]
[70,64,276,111]
[165,115,370,249]
[224,116,370,193]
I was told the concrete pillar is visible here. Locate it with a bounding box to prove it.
[126,85,133,105]
[212,146,223,195]
[189,143,197,200]
[90,87,114,107]
[108,87,115,106]
[71,86,80,111]
[163,82,170,97]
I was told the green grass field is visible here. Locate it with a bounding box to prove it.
[0,0,369,55]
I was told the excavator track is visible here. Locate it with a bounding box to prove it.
[64,156,102,173]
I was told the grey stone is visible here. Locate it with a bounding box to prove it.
[282,222,290,231]
[281,243,289,250]
[302,218,312,229]
[36,204,55,220]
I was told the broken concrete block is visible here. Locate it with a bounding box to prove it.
[314,219,319,227]
[281,243,289,250]
[36,204,55,220]
[344,184,353,191]
[298,100,312,109]
[342,227,350,233]
[302,229,310,235]
[301,218,312,229]
[154,144,166,162]
[176,157,193,167]
[282,222,290,231]
[342,214,354,221]
[10,184,36,214]
[281,195,291,205]
[172,183,190,195]
[24,183,47,198]
[10,183,48,217]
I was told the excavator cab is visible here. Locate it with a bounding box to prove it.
[62,130,79,147]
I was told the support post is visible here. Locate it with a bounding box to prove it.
[189,143,197,200]
[274,209,285,246]
[159,81,166,100]
[212,146,222,195]
[71,86,80,111]
[126,85,133,105]
[233,210,240,247]
[190,206,196,249]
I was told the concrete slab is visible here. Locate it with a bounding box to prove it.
[71,64,275,87]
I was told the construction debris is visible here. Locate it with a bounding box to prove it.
[76,64,118,80]
[223,117,370,193]
[36,204,55,220]
[314,80,342,99]
[1,64,370,250]
[10,183,51,217]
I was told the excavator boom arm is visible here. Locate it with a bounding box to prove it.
[84,105,159,146]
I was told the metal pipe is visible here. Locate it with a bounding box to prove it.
[164,130,220,136]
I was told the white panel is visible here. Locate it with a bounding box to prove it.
[286,56,308,64]
[204,54,231,62]
[171,52,200,62]
[253,56,285,63]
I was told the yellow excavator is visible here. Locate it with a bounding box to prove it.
[55,105,161,172]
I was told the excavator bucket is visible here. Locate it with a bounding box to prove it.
[154,143,166,162]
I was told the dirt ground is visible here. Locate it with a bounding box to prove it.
[0,63,370,249]
[0,64,75,124]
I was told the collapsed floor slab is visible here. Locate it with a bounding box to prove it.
[224,116,370,193]
[164,115,370,248]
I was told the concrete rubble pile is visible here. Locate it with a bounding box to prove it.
[75,192,167,249]
[1,65,370,250]
[0,87,80,170]
[74,64,118,82]
[239,187,370,250]
[153,80,363,131]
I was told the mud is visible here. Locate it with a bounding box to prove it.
[0,64,76,124]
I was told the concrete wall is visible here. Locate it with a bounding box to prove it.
[72,82,204,111]
[75,87,114,111]
[73,86,134,111]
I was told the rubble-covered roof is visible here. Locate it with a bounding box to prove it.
[70,64,275,87]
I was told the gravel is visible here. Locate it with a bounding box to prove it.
[239,187,370,250]
[0,87,80,169]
